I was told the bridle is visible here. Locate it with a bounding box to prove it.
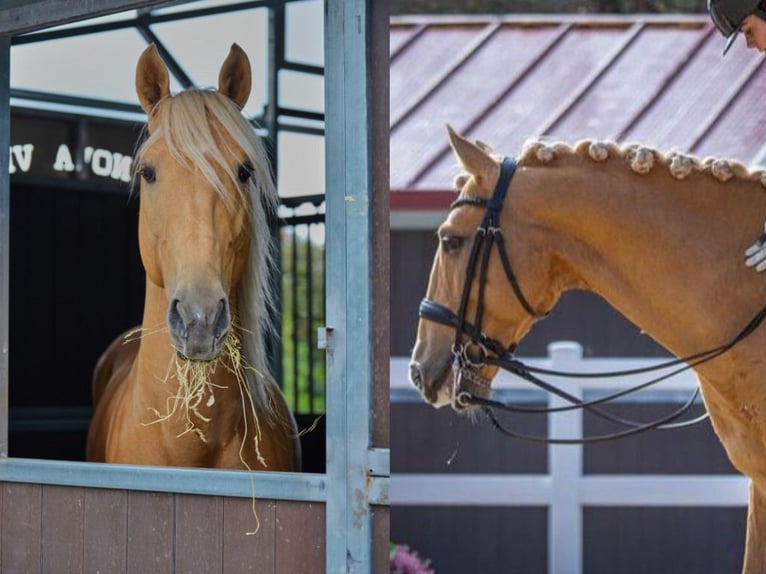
[418,156,766,444]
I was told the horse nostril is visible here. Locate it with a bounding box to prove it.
[168,299,188,340]
[213,298,230,341]
[409,362,424,389]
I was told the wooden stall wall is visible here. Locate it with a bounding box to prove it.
[0,483,326,573]
[371,1,390,571]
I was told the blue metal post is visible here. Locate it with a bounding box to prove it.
[0,36,9,458]
[324,0,376,571]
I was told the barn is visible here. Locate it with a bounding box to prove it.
[390,13,764,574]
[0,1,389,572]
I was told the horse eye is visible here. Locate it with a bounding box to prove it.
[440,235,464,254]
[140,165,156,184]
[238,164,252,183]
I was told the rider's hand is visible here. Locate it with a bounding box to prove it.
[745,223,766,272]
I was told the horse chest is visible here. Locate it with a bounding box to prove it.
[702,381,766,479]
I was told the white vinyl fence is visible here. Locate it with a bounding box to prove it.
[390,342,748,574]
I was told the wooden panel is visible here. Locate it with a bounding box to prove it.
[373,507,390,574]
[391,402,548,474]
[84,488,127,572]
[275,500,325,574]
[2,482,41,573]
[127,490,174,573]
[371,0,390,450]
[223,497,276,574]
[41,485,83,574]
[584,404,738,475]
[391,506,547,574]
[175,494,223,574]
[584,507,745,574]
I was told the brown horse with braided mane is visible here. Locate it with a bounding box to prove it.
[410,127,766,571]
[86,44,300,471]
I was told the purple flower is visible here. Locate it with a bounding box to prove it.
[390,544,435,574]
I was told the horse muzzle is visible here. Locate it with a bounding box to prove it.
[408,359,454,408]
[167,295,231,361]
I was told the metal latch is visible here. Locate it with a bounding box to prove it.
[317,326,334,349]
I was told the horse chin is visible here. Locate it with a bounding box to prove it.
[175,349,220,363]
[173,335,228,363]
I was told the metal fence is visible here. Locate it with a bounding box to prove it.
[279,195,326,414]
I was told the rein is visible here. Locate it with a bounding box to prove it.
[419,156,766,444]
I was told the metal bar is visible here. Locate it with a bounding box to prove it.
[136,23,195,89]
[306,223,315,413]
[8,0,283,41]
[0,458,327,501]
[391,22,502,131]
[266,1,285,387]
[291,226,299,410]
[280,193,325,208]
[277,106,324,122]
[277,122,324,137]
[319,220,326,409]
[282,60,324,76]
[278,214,325,227]
[12,17,141,45]
[266,1,285,138]
[325,1,375,571]
[0,0,162,35]
[10,88,144,115]
[0,36,10,458]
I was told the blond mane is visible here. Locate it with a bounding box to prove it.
[518,139,766,187]
[454,139,766,190]
[136,88,280,419]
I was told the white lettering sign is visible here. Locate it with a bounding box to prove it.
[52,144,75,173]
[8,144,34,174]
[10,141,133,183]
[84,146,133,183]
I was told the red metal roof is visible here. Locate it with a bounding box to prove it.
[390,15,766,209]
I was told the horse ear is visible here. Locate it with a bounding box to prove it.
[446,125,496,184]
[136,44,170,115]
[218,43,251,109]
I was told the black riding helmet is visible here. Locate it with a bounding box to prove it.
[709,0,766,54]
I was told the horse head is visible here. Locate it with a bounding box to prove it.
[134,43,275,362]
[410,127,561,409]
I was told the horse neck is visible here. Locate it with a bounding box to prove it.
[513,159,766,363]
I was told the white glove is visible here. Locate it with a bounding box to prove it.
[745,222,766,272]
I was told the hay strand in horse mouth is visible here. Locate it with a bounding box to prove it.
[140,328,268,535]
[143,330,268,469]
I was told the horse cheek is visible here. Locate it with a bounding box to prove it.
[138,217,165,288]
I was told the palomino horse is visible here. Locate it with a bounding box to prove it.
[86,44,300,471]
[410,127,766,571]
